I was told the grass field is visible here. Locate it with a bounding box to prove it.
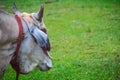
[0,0,120,80]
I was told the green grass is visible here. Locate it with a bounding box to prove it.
[0,0,120,80]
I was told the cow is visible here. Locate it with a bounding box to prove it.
[0,4,52,80]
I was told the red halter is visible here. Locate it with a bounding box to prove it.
[14,14,23,57]
[10,14,23,80]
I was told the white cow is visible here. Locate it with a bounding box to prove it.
[0,4,52,80]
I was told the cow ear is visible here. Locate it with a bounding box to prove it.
[12,2,21,15]
[37,4,44,22]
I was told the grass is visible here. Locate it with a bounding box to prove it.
[0,0,120,80]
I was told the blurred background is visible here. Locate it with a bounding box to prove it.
[0,0,120,80]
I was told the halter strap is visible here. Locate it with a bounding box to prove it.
[10,14,23,80]
[14,14,23,57]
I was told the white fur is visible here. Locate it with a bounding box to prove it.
[18,15,52,73]
[19,32,52,73]
[0,10,52,76]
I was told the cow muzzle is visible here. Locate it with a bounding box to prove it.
[38,58,52,71]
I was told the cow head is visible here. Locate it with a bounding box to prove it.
[12,5,52,74]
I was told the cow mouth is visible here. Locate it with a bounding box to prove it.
[38,63,52,71]
[37,55,52,72]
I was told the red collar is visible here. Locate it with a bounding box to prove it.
[10,14,23,80]
[14,14,23,57]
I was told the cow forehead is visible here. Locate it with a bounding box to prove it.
[21,12,50,52]
[21,12,34,23]
[22,13,46,28]
[29,26,50,51]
